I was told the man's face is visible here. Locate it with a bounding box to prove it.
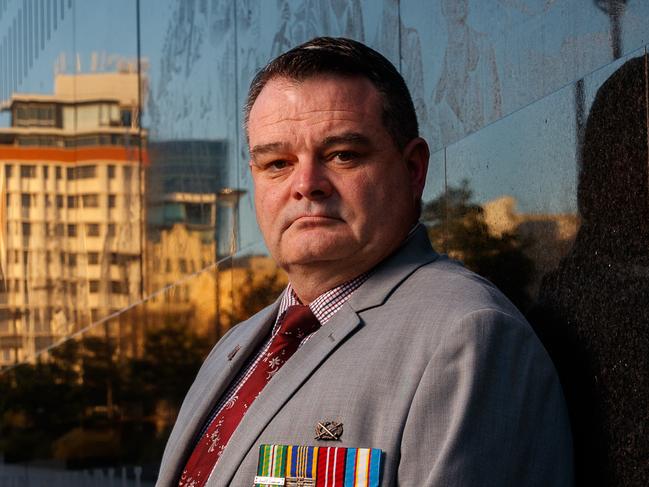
[247,75,428,281]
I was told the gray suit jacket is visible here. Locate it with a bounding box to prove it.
[157,226,573,486]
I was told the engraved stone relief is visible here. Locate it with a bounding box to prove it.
[431,0,502,146]
[149,0,236,142]
[374,0,428,132]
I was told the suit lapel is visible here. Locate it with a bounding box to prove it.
[212,303,362,486]
[349,224,440,313]
[157,300,280,486]
[211,226,439,485]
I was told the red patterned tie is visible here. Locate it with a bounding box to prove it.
[179,305,320,487]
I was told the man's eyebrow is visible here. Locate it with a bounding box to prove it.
[250,133,371,159]
[250,142,288,158]
[321,132,372,148]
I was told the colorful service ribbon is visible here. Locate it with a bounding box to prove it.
[254,444,381,487]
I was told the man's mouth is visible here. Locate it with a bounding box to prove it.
[293,214,341,224]
[287,214,343,230]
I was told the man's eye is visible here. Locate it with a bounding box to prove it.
[331,151,358,163]
[268,160,289,170]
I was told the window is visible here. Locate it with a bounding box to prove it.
[81,194,99,207]
[66,167,74,180]
[109,252,119,265]
[20,165,37,178]
[107,223,116,237]
[68,253,77,267]
[111,281,126,294]
[21,193,32,208]
[15,104,56,127]
[89,280,99,293]
[75,165,96,179]
[179,258,188,273]
[56,195,64,208]
[107,165,116,178]
[43,166,49,179]
[21,223,31,236]
[121,109,132,127]
[88,252,99,265]
[67,195,77,208]
[86,224,100,237]
[67,224,77,237]
[108,194,116,208]
[55,224,64,236]
[4,165,12,178]
[55,166,62,179]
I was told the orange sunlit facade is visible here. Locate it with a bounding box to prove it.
[0,71,146,366]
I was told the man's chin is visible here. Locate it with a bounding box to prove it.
[279,242,353,267]
[275,228,357,264]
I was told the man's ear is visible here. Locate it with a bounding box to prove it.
[402,137,430,199]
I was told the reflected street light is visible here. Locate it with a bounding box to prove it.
[595,0,628,59]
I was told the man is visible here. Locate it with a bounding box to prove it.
[157,37,573,486]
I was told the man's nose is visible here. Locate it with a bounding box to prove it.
[292,160,333,200]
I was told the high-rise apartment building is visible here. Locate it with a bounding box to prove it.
[0,71,146,366]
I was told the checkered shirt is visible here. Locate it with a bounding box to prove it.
[200,273,369,437]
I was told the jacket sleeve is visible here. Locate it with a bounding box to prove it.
[397,308,574,486]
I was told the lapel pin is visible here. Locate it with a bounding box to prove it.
[314,421,343,441]
[227,344,241,361]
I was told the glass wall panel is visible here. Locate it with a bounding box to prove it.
[444,76,578,311]
[443,46,647,311]
[140,0,240,274]
[402,0,649,152]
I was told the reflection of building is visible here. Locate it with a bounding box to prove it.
[482,196,579,294]
[147,140,241,259]
[0,72,145,366]
[145,139,244,341]
[145,250,284,341]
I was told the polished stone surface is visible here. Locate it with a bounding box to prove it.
[531,50,649,487]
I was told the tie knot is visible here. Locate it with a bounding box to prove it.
[278,305,320,340]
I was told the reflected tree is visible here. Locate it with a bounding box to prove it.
[130,321,209,407]
[231,268,287,324]
[423,179,535,311]
[0,341,82,462]
[0,320,210,467]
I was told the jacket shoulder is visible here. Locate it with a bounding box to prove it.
[390,255,528,327]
